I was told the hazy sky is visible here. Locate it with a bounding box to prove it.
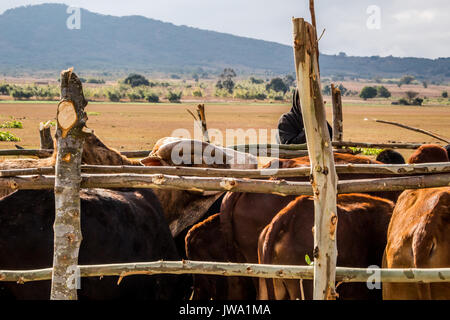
[1,0,449,58]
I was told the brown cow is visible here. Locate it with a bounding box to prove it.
[257,194,394,300]
[186,152,399,300]
[383,144,450,300]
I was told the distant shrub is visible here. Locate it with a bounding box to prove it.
[10,86,34,100]
[359,86,378,100]
[234,88,266,100]
[0,131,20,142]
[146,93,159,103]
[167,91,182,103]
[0,120,23,129]
[376,86,391,98]
[87,78,105,84]
[266,78,288,94]
[170,74,181,79]
[107,90,122,102]
[192,89,203,97]
[0,83,11,95]
[127,91,143,102]
[442,91,448,98]
[349,147,382,156]
[124,74,150,87]
[249,77,264,84]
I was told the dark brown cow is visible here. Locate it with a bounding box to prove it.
[257,194,394,300]
[0,188,184,300]
[185,152,400,300]
[383,144,450,300]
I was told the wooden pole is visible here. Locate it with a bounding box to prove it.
[1,173,449,195]
[309,0,320,73]
[39,120,54,150]
[331,84,343,142]
[373,119,450,144]
[1,162,450,178]
[50,68,88,300]
[196,104,210,143]
[293,18,338,300]
[3,261,450,284]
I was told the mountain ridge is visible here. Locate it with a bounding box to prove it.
[0,4,449,80]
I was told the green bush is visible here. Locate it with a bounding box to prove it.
[10,86,34,100]
[146,93,159,103]
[107,90,122,102]
[87,78,105,84]
[359,86,378,100]
[377,86,391,98]
[167,91,182,103]
[0,83,11,95]
[124,74,150,87]
[0,120,23,129]
[0,131,20,142]
[442,91,448,98]
[266,78,288,93]
[192,89,203,97]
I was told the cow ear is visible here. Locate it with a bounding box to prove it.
[140,156,162,166]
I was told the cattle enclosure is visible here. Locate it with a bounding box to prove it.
[1,14,450,301]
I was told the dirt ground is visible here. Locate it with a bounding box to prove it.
[0,101,448,160]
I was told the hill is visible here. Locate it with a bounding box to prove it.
[0,4,449,80]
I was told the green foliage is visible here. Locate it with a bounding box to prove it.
[0,83,11,95]
[124,74,150,87]
[442,91,448,98]
[146,93,159,103]
[359,86,378,100]
[0,120,23,128]
[348,147,382,156]
[399,75,415,85]
[86,112,100,116]
[86,78,105,84]
[265,78,288,93]
[234,88,267,100]
[305,254,313,266]
[192,89,203,97]
[216,68,236,93]
[167,91,182,103]
[0,131,20,142]
[107,89,122,102]
[249,77,264,84]
[376,86,391,98]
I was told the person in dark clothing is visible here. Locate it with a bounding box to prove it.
[277,88,333,144]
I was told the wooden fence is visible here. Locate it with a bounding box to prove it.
[1,14,450,301]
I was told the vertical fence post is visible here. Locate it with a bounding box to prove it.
[196,104,210,143]
[292,18,338,300]
[39,120,54,150]
[50,68,88,300]
[331,84,343,142]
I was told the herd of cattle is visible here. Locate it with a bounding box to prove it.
[0,132,449,300]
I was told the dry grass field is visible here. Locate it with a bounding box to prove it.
[0,101,448,160]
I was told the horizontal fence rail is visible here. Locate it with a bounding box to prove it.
[1,173,449,195]
[1,163,449,178]
[0,140,427,159]
[1,260,450,284]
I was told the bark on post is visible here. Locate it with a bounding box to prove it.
[292,18,338,300]
[331,84,343,142]
[196,104,210,143]
[50,68,88,300]
[39,120,54,150]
